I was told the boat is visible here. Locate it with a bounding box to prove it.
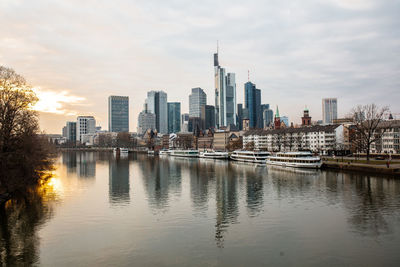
[266,151,322,169]
[159,149,171,156]
[230,150,270,164]
[170,150,199,158]
[200,150,229,159]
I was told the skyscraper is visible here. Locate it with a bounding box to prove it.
[237,103,243,130]
[146,91,168,134]
[201,105,215,129]
[189,87,206,118]
[261,104,273,128]
[77,116,96,142]
[137,103,156,135]
[181,113,189,132]
[168,102,181,133]
[214,49,236,128]
[322,98,338,124]
[108,95,129,132]
[244,81,262,128]
[66,121,76,142]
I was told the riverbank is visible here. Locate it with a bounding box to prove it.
[322,160,400,176]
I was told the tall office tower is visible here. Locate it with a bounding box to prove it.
[66,121,77,142]
[214,49,236,128]
[201,105,215,129]
[244,81,262,128]
[263,108,273,128]
[237,103,243,130]
[189,87,206,118]
[181,113,189,132]
[146,90,168,134]
[62,126,67,137]
[168,102,181,134]
[322,98,338,124]
[77,116,96,142]
[137,103,156,135]
[281,116,289,127]
[274,106,281,130]
[108,95,129,132]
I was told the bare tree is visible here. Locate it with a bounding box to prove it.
[244,141,254,151]
[350,104,390,161]
[0,66,54,204]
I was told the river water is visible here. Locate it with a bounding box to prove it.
[1,151,400,266]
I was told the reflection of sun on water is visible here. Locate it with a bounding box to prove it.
[38,171,64,202]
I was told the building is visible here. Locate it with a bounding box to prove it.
[168,102,181,134]
[189,87,206,118]
[66,121,77,143]
[243,124,344,154]
[108,95,129,132]
[181,113,189,132]
[262,105,273,128]
[322,98,338,124]
[188,117,202,133]
[213,130,240,151]
[146,90,168,134]
[214,49,236,128]
[302,108,312,126]
[201,105,215,130]
[62,126,67,137]
[281,116,289,127]
[237,103,243,130]
[137,103,156,135]
[274,106,281,130]
[244,81,262,128]
[367,120,400,154]
[77,116,96,143]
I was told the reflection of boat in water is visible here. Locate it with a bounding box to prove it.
[200,150,229,159]
[267,165,320,176]
[113,148,129,156]
[147,150,159,156]
[230,150,270,164]
[266,151,322,169]
[170,150,199,158]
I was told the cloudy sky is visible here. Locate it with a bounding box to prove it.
[1,0,399,133]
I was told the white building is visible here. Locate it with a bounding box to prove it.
[370,120,400,154]
[77,116,96,143]
[243,125,344,155]
[322,98,338,124]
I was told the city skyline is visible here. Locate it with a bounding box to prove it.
[1,0,399,133]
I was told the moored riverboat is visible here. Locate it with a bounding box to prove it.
[266,151,322,169]
[200,150,229,159]
[230,150,270,164]
[170,149,199,158]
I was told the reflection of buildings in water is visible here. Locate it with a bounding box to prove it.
[214,164,239,248]
[189,161,215,213]
[76,152,96,178]
[332,172,400,237]
[62,152,77,173]
[109,158,130,205]
[140,157,182,210]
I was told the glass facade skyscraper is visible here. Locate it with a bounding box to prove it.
[189,88,206,118]
[322,98,338,124]
[201,105,215,129]
[214,50,236,128]
[146,91,168,134]
[108,96,129,132]
[244,81,262,128]
[168,102,181,134]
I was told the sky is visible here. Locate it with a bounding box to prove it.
[1,0,399,133]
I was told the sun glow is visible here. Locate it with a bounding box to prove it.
[32,87,85,115]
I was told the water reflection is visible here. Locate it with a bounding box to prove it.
[77,152,96,178]
[139,155,182,210]
[109,158,130,205]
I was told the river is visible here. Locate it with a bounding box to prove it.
[1,151,400,266]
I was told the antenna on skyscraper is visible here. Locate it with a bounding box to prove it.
[217,40,219,54]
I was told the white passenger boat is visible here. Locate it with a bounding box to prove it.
[266,151,322,169]
[230,150,270,164]
[159,150,171,156]
[147,150,159,156]
[170,150,199,158]
[200,150,229,159]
